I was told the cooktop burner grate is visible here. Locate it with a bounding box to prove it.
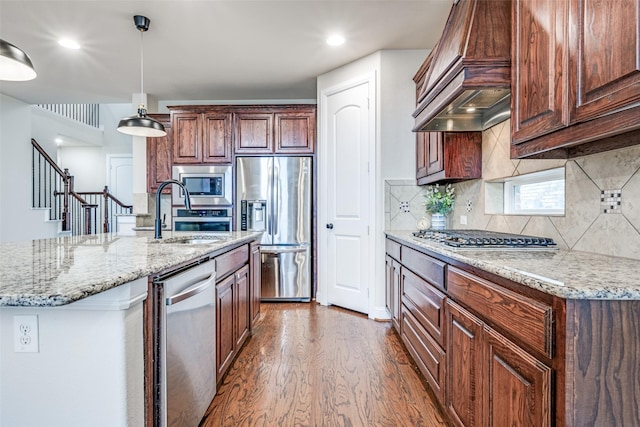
[412,229,557,249]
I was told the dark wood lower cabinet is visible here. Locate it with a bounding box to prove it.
[385,254,401,331]
[484,327,551,427]
[249,242,261,329]
[215,244,251,384]
[216,274,235,382]
[235,265,250,349]
[401,307,446,404]
[446,301,484,427]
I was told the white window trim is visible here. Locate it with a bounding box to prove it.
[503,167,565,216]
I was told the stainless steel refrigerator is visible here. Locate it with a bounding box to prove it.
[236,156,311,301]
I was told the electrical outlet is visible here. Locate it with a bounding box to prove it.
[399,201,410,213]
[14,315,39,353]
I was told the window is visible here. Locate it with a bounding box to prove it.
[503,168,565,215]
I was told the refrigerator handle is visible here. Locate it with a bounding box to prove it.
[272,161,279,237]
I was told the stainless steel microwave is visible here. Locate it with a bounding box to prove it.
[172,165,233,207]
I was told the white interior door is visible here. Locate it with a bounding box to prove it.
[321,78,372,314]
[108,155,133,206]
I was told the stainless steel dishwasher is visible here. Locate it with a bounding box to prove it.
[153,257,216,427]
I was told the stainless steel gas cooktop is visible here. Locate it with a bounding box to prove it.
[412,229,558,250]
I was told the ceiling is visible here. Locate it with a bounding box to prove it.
[0,0,452,105]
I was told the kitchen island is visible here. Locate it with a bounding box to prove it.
[0,230,261,427]
[386,230,640,427]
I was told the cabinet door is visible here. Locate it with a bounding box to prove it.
[216,274,235,382]
[250,242,261,329]
[146,117,172,193]
[234,113,273,154]
[274,111,316,153]
[385,254,393,316]
[446,300,484,427]
[392,261,401,332]
[416,132,429,179]
[426,132,444,175]
[569,0,640,124]
[172,113,202,164]
[511,0,568,144]
[235,265,250,350]
[484,327,552,427]
[203,113,232,164]
[385,255,402,332]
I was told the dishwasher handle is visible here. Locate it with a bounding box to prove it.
[166,272,216,306]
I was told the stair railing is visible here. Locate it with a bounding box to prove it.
[31,139,133,235]
[75,186,133,233]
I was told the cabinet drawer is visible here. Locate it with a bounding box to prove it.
[447,266,553,357]
[401,267,446,346]
[385,238,401,260]
[401,246,446,291]
[216,245,249,280]
[401,306,445,404]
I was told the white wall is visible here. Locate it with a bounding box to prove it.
[317,50,427,319]
[0,94,58,242]
[57,104,133,194]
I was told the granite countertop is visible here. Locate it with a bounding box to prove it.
[386,230,640,300]
[0,230,262,307]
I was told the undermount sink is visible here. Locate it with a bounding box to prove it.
[174,238,222,245]
[157,236,226,245]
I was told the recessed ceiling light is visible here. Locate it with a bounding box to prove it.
[466,107,476,113]
[326,35,345,46]
[58,38,80,50]
[55,137,63,144]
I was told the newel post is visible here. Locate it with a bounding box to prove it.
[62,169,71,231]
[103,186,110,233]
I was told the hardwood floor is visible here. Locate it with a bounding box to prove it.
[201,302,451,427]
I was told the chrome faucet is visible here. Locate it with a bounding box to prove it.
[155,179,191,239]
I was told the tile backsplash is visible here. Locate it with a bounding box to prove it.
[385,119,640,260]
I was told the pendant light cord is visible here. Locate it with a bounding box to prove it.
[139,30,145,109]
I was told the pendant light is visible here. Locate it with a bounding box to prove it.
[0,39,37,81]
[117,15,166,137]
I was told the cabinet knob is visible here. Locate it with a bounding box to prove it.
[326,223,334,229]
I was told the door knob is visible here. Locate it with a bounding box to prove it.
[326,223,334,229]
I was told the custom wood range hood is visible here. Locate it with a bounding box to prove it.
[413,0,512,132]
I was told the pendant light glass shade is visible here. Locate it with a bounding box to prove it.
[117,16,166,138]
[0,39,37,81]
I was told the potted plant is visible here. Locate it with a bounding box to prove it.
[424,184,455,230]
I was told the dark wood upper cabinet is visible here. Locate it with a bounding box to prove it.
[569,0,640,124]
[173,111,232,164]
[417,132,482,185]
[172,112,202,164]
[203,113,233,163]
[511,0,640,158]
[234,113,274,154]
[274,111,315,154]
[235,107,316,155]
[511,0,568,144]
[146,114,173,193]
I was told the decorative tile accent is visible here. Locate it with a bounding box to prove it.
[601,189,622,214]
[385,119,640,260]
